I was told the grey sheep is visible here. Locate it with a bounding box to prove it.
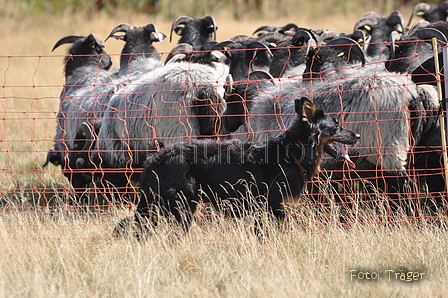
[77,48,230,195]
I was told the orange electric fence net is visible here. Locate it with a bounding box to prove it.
[1,39,448,239]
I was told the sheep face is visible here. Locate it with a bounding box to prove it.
[52,33,112,79]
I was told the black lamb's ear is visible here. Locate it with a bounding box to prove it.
[295,97,317,122]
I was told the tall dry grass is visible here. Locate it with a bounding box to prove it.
[1,207,447,297]
[1,3,447,297]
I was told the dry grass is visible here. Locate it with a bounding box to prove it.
[1,207,447,297]
[1,4,447,297]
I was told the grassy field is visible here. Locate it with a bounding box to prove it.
[1,208,447,297]
[1,1,448,297]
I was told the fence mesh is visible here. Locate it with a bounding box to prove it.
[1,39,448,239]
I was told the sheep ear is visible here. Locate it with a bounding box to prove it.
[295,97,317,122]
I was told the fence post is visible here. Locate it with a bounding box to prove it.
[432,37,448,195]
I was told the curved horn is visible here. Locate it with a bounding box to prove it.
[165,43,193,64]
[317,31,339,46]
[170,16,193,42]
[280,23,299,33]
[86,33,106,49]
[253,25,277,35]
[212,40,238,50]
[225,74,234,95]
[105,23,135,42]
[386,10,404,34]
[326,37,366,66]
[353,17,378,33]
[407,3,431,27]
[248,70,276,85]
[351,30,367,44]
[362,11,381,19]
[414,28,448,44]
[230,34,250,44]
[165,54,187,65]
[76,157,85,169]
[78,122,94,151]
[52,35,85,52]
[389,31,402,59]
[247,41,273,57]
[293,28,317,44]
[204,15,217,41]
[144,23,165,42]
[256,32,285,46]
[407,20,430,36]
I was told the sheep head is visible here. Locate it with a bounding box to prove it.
[52,33,112,79]
[170,15,217,48]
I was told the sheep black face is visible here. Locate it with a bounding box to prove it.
[303,37,365,81]
[259,29,316,77]
[52,33,112,79]
[354,10,404,59]
[170,15,217,48]
[212,38,273,82]
[105,23,166,71]
[385,28,447,78]
[407,2,448,26]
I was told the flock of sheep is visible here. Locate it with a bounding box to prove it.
[43,2,448,216]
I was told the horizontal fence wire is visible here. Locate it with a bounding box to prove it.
[1,38,448,240]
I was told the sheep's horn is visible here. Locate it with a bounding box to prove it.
[280,23,299,33]
[247,41,273,58]
[256,32,286,45]
[52,35,85,51]
[414,28,448,44]
[253,25,277,35]
[230,34,250,44]
[317,31,339,46]
[92,33,105,47]
[78,122,94,151]
[170,16,194,42]
[407,3,431,27]
[353,17,378,33]
[203,15,217,41]
[212,40,238,54]
[165,43,194,64]
[144,24,165,42]
[105,23,135,42]
[407,20,430,36]
[351,30,367,44]
[389,31,402,60]
[76,158,85,169]
[248,70,276,85]
[293,29,315,43]
[387,10,404,34]
[362,11,381,19]
[326,37,366,66]
[225,74,234,95]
